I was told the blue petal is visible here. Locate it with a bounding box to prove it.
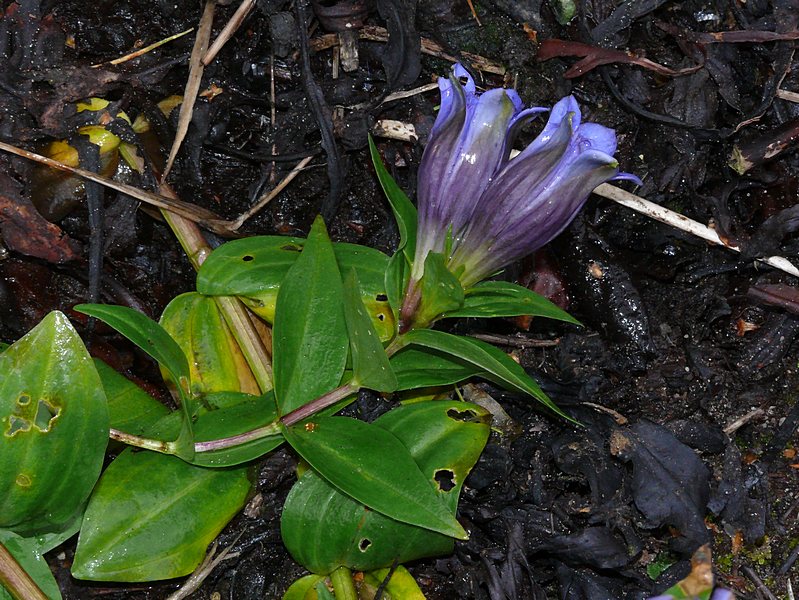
[576,122,617,155]
[437,87,517,237]
[452,63,476,96]
[431,76,460,137]
[612,171,643,186]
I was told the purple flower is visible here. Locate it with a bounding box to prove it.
[401,64,639,328]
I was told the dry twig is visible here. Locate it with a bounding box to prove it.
[162,0,216,181]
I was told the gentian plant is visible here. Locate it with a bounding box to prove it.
[1,66,641,599]
[400,64,640,331]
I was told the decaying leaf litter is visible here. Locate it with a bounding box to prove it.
[1,0,799,597]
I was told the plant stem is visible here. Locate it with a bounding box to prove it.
[193,421,282,453]
[159,194,274,393]
[0,543,49,600]
[330,566,358,600]
[109,428,176,454]
[281,383,359,427]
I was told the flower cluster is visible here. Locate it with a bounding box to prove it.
[401,64,639,328]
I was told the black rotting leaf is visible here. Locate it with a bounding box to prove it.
[551,413,624,510]
[708,443,767,543]
[557,220,655,364]
[541,527,631,570]
[610,420,711,554]
[375,0,421,90]
[555,563,634,600]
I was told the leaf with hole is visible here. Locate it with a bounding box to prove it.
[273,217,349,415]
[445,280,580,323]
[0,311,109,536]
[282,415,470,541]
[159,292,259,396]
[398,329,569,419]
[74,303,195,459]
[342,270,397,393]
[281,401,490,573]
[71,442,251,581]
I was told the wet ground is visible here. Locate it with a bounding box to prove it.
[2,0,799,598]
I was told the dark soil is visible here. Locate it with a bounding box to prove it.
[2,0,799,598]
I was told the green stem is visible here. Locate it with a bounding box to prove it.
[0,543,48,600]
[330,566,357,600]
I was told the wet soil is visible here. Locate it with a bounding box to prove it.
[2,0,799,598]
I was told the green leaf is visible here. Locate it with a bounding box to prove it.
[75,303,195,459]
[315,581,336,600]
[0,343,8,352]
[0,311,109,536]
[282,416,467,542]
[385,250,410,320]
[389,346,485,391]
[0,531,62,599]
[415,252,464,326]
[281,401,490,573]
[94,359,170,435]
[197,238,396,342]
[72,447,251,581]
[197,236,303,305]
[342,270,397,392]
[273,217,349,415]
[368,135,417,261]
[364,566,426,599]
[159,292,259,396]
[399,329,568,419]
[75,304,190,387]
[445,280,580,323]
[283,574,325,600]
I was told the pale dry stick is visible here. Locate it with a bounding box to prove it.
[0,138,275,388]
[162,0,216,181]
[269,53,277,184]
[777,88,799,103]
[346,82,439,112]
[724,407,765,436]
[310,25,506,75]
[464,0,483,26]
[373,119,418,142]
[788,578,795,600]
[158,189,274,392]
[91,28,194,68]
[593,182,799,278]
[0,141,234,235]
[381,82,440,104]
[210,155,315,231]
[165,535,243,600]
[202,0,256,66]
